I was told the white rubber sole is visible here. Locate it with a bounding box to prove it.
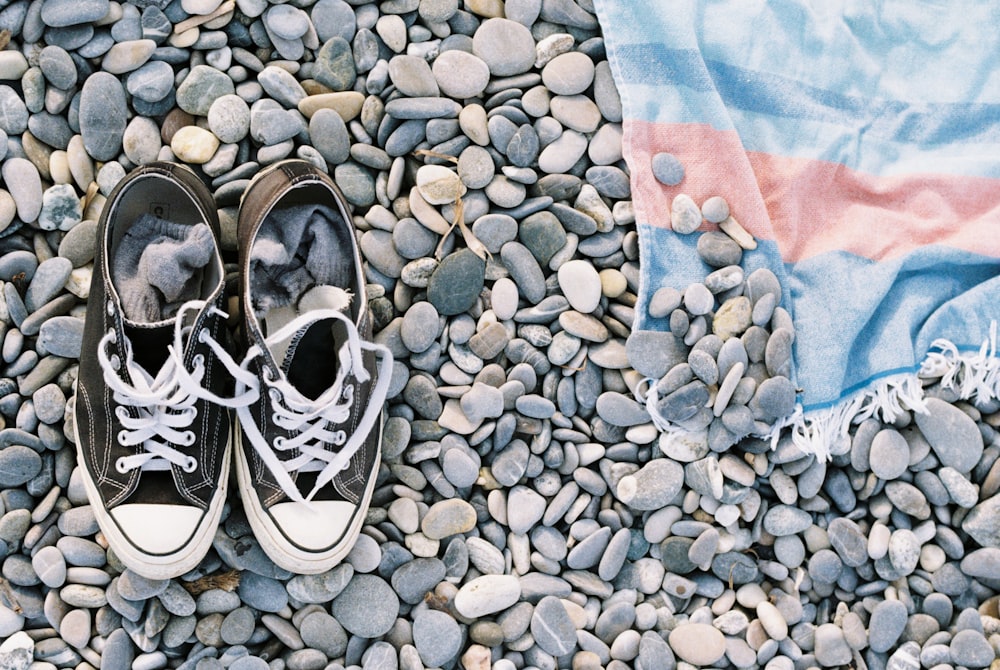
[233,422,381,575]
[72,403,231,580]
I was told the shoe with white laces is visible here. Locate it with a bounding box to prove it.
[234,160,393,574]
[73,162,250,579]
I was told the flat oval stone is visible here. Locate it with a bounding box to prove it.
[125,61,174,103]
[385,97,463,120]
[596,392,650,427]
[558,259,601,313]
[330,575,398,638]
[101,39,156,74]
[207,94,250,145]
[668,624,725,666]
[416,165,466,205]
[538,129,588,174]
[25,257,72,312]
[826,517,868,567]
[500,242,545,305]
[670,193,702,234]
[531,596,577,656]
[79,73,127,161]
[869,428,909,480]
[427,248,485,316]
[913,397,984,473]
[652,153,684,186]
[472,18,535,76]
[32,545,67,588]
[542,52,595,97]
[960,494,1000,547]
[171,126,219,164]
[433,49,490,99]
[0,445,42,486]
[616,458,683,510]
[868,599,907,653]
[41,0,109,27]
[697,231,742,268]
[0,86,28,134]
[754,376,797,419]
[763,505,812,536]
[312,36,356,91]
[387,54,438,97]
[454,575,521,618]
[421,499,477,539]
[413,609,461,668]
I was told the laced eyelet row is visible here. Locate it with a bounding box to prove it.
[115,455,197,473]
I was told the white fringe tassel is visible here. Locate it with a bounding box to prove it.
[637,322,1000,461]
[919,320,1000,402]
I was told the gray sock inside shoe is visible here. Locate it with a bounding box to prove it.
[112,213,215,324]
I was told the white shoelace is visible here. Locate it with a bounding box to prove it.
[234,308,393,504]
[99,300,258,476]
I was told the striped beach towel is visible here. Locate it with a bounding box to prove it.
[594,1,1000,457]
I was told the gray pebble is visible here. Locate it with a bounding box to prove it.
[427,248,485,316]
[413,609,461,667]
[331,574,399,638]
[914,397,984,473]
[500,241,546,304]
[652,152,684,186]
[473,18,536,76]
[531,595,577,656]
[869,428,909,480]
[868,599,908,653]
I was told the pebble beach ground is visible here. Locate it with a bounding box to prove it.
[0,0,999,669]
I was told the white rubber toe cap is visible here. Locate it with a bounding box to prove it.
[110,504,202,555]
[270,501,356,551]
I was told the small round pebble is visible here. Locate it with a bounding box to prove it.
[652,152,684,186]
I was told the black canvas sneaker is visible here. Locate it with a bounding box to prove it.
[73,162,249,579]
[233,160,393,574]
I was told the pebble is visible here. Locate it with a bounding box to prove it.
[558,260,602,313]
[454,575,521,618]
[531,596,577,656]
[330,575,398,638]
[869,599,908,653]
[652,152,685,186]
[913,396,984,472]
[421,499,477,539]
[668,623,725,666]
[427,248,485,316]
[473,18,536,76]
[869,428,910,479]
[413,609,462,667]
[432,52,490,101]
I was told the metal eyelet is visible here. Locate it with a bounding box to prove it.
[183,457,198,473]
[181,431,196,446]
[106,301,115,316]
[115,457,129,474]
[116,430,130,446]
[198,329,209,343]
[274,436,286,449]
[110,354,121,371]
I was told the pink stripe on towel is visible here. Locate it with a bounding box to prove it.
[628,119,1000,263]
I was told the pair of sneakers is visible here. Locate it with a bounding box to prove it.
[72,160,393,579]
